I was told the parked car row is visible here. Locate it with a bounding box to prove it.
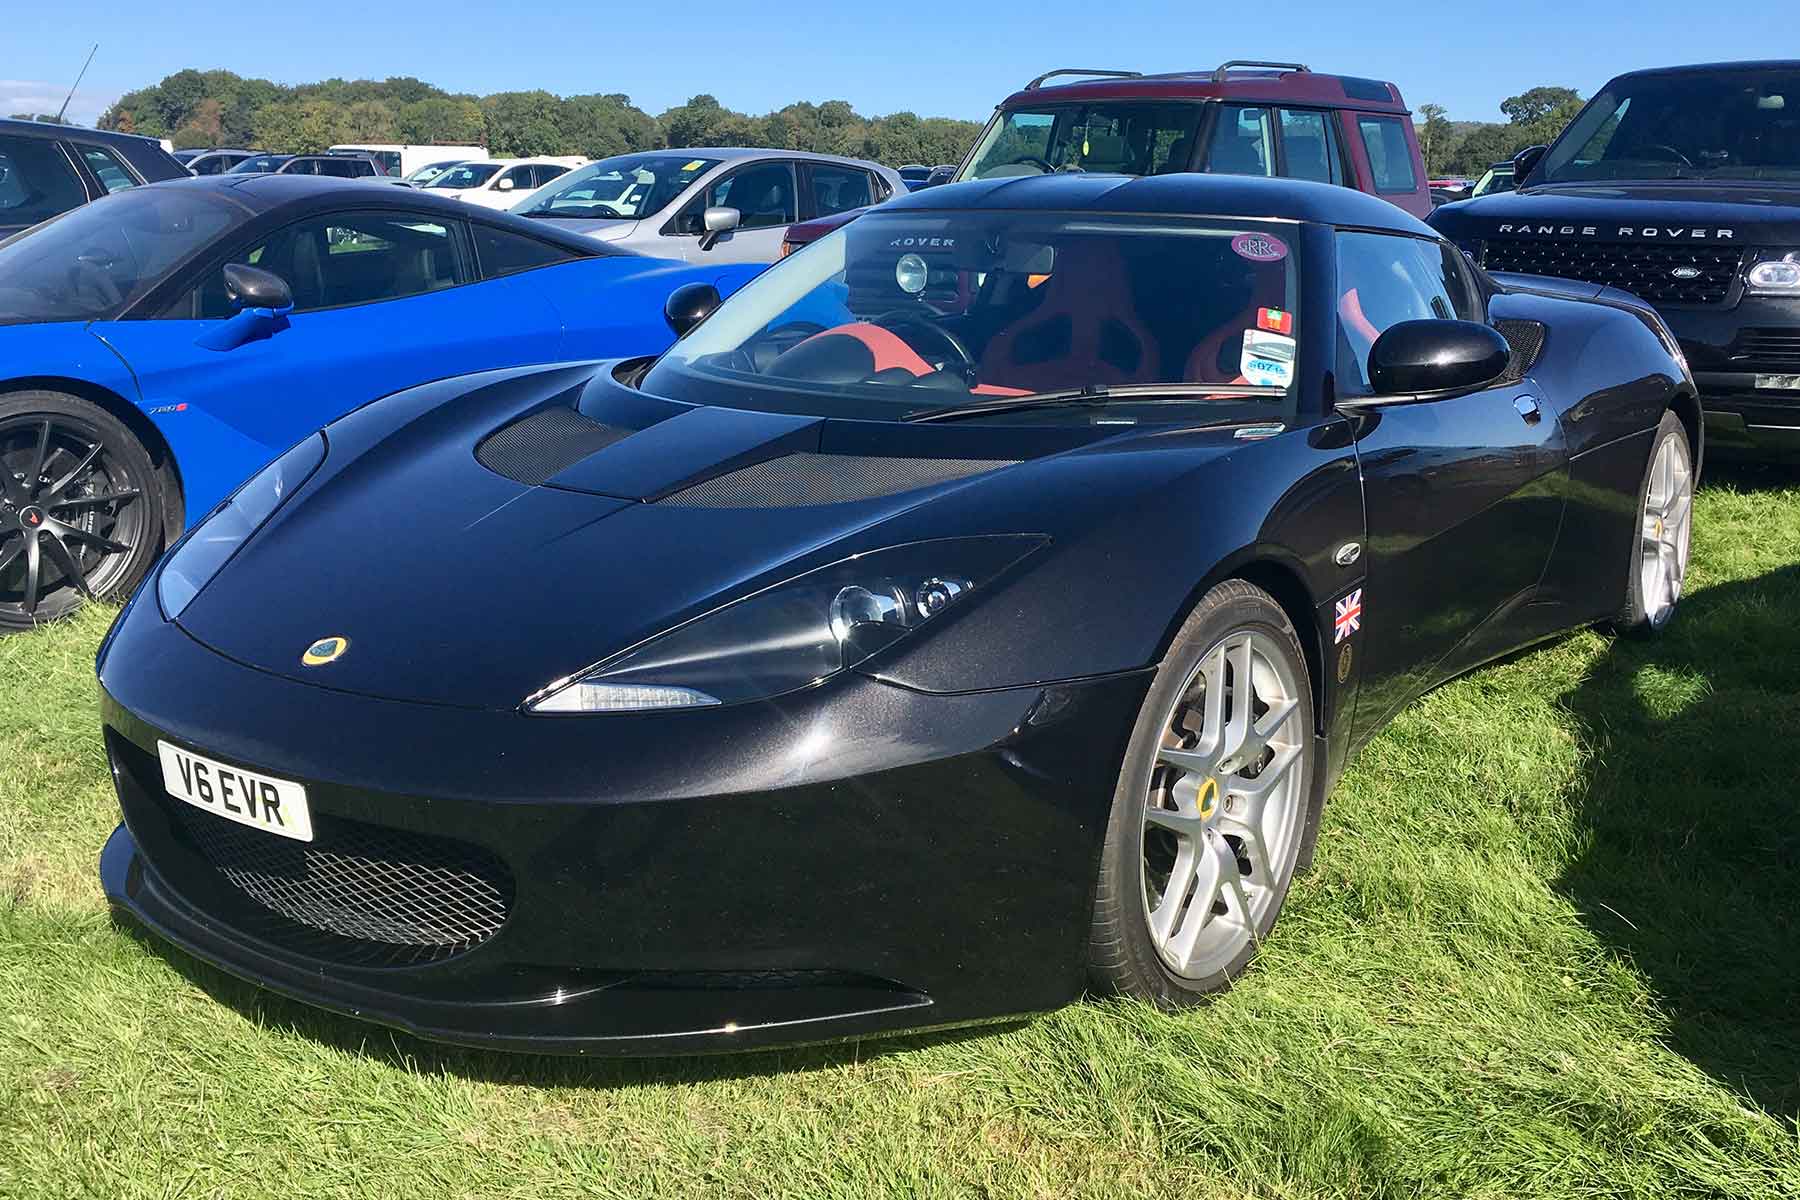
[6,52,1791,1061]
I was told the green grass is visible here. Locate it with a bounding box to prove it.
[4,466,1800,1199]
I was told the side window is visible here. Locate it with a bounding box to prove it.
[282,159,315,175]
[1335,231,1482,395]
[497,165,535,193]
[807,163,874,218]
[533,164,570,188]
[186,211,470,318]
[1356,116,1419,194]
[0,136,89,225]
[471,223,579,278]
[1205,105,1275,176]
[76,144,139,193]
[1278,109,1344,185]
[708,161,797,230]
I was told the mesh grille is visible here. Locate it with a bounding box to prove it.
[1733,328,1800,369]
[164,799,514,967]
[1494,319,1547,383]
[659,453,1015,508]
[1482,238,1744,305]
[475,406,630,485]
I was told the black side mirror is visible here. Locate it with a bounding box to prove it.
[1365,320,1510,397]
[1511,145,1548,185]
[223,263,293,313]
[664,282,722,337]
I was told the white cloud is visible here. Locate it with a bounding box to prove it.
[0,79,120,126]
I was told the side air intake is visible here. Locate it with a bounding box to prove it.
[1494,319,1547,384]
[475,407,631,486]
[659,453,1017,508]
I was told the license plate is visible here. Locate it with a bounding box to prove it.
[157,741,313,842]
[1755,374,1800,391]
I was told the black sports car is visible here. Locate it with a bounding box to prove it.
[97,174,1698,1055]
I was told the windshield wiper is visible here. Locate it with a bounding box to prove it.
[901,382,1282,424]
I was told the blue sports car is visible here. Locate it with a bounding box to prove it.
[0,174,760,629]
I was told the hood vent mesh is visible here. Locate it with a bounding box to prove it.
[1494,319,1547,383]
[476,407,631,486]
[660,453,1017,508]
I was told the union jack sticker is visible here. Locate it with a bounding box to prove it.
[1333,588,1363,644]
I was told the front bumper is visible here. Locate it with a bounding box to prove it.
[97,601,1151,1055]
[1663,295,1800,456]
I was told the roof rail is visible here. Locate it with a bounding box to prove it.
[1211,60,1311,82]
[1024,68,1143,90]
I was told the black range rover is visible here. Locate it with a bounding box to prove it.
[1431,62,1800,457]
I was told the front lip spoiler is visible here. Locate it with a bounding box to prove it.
[100,824,944,1057]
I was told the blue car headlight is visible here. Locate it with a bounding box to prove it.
[525,535,1046,714]
[158,433,326,619]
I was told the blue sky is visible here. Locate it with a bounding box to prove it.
[6,0,1794,128]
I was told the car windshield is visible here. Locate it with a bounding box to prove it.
[643,210,1300,423]
[513,153,720,219]
[0,188,241,325]
[958,102,1205,181]
[1540,68,1800,183]
[406,160,463,184]
[426,163,501,189]
[228,155,289,174]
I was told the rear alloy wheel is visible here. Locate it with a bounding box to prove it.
[0,393,162,631]
[1617,410,1693,637]
[1090,579,1319,1005]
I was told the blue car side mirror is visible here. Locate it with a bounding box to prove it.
[196,264,296,352]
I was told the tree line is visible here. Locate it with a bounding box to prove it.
[1414,86,1586,178]
[90,69,983,168]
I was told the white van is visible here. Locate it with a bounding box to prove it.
[327,144,487,179]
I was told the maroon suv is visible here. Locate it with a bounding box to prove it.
[783,60,1430,252]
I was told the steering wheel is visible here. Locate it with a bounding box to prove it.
[1638,144,1694,167]
[871,310,977,377]
[70,252,123,309]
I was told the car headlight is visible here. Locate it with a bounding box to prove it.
[525,535,1045,714]
[158,433,325,619]
[1746,251,1800,295]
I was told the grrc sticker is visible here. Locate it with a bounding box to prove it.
[1240,328,1296,389]
[1231,232,1289,262]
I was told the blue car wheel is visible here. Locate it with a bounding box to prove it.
[0,391,163,630]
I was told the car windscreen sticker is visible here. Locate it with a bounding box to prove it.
[1240,329,1296,389]
[1334,588,1363,644]
[1256,307,1293,335]
[1231,232,1288,262]
[683,160,706,172]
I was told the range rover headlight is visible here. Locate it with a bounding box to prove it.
[525,535,1045,714]
[157,433,325,619]
[1746,252,1800,295]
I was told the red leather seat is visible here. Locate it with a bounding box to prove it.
[979,241,1155,393]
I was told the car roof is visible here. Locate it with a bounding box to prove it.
[998,64,1408,113]
[882,172,1436,235]
[0,116,172,149]
[1605,59,1800,82]
[138,174,630,254]
[654,146,897,172]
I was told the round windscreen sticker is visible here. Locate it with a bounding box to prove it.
[1231,232,1289,262]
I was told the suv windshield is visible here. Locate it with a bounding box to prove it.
[1540,68,1800,183]
[0,188,240,324]
[959,103,1205,180]
[427,163,501,189]
[513,153,720,219]
[644,210,1299,423]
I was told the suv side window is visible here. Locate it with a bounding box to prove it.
[0,136,88,226]
[676,160,798,233]
[1206,105,1275,176]
[1335,231,1481,395]
[180,210,472,318]
[76,144,140,193]
[1278,109,1345,186]
[806,163,874,217]
[1356,116,1418,194]
[532,164,571,189]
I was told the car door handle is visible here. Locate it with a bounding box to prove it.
[1513,395,1542,425]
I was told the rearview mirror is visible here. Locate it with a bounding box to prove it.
[1361,320,1510,398]
[1512,144,1547,184]
[222,263,293,314]
[698,205,740,251]
[664,282,722,337]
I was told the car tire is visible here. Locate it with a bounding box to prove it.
[0,391,164,631]
[1615,410,1694,639]
[1089,578,1320,1007]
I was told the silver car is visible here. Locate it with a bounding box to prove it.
[510,148,904,263]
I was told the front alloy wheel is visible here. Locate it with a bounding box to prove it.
[1618,409,1693,637]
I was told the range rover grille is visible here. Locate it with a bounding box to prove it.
[1483,238,1744,305]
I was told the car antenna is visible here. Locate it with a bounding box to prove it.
[54,43,99,125]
